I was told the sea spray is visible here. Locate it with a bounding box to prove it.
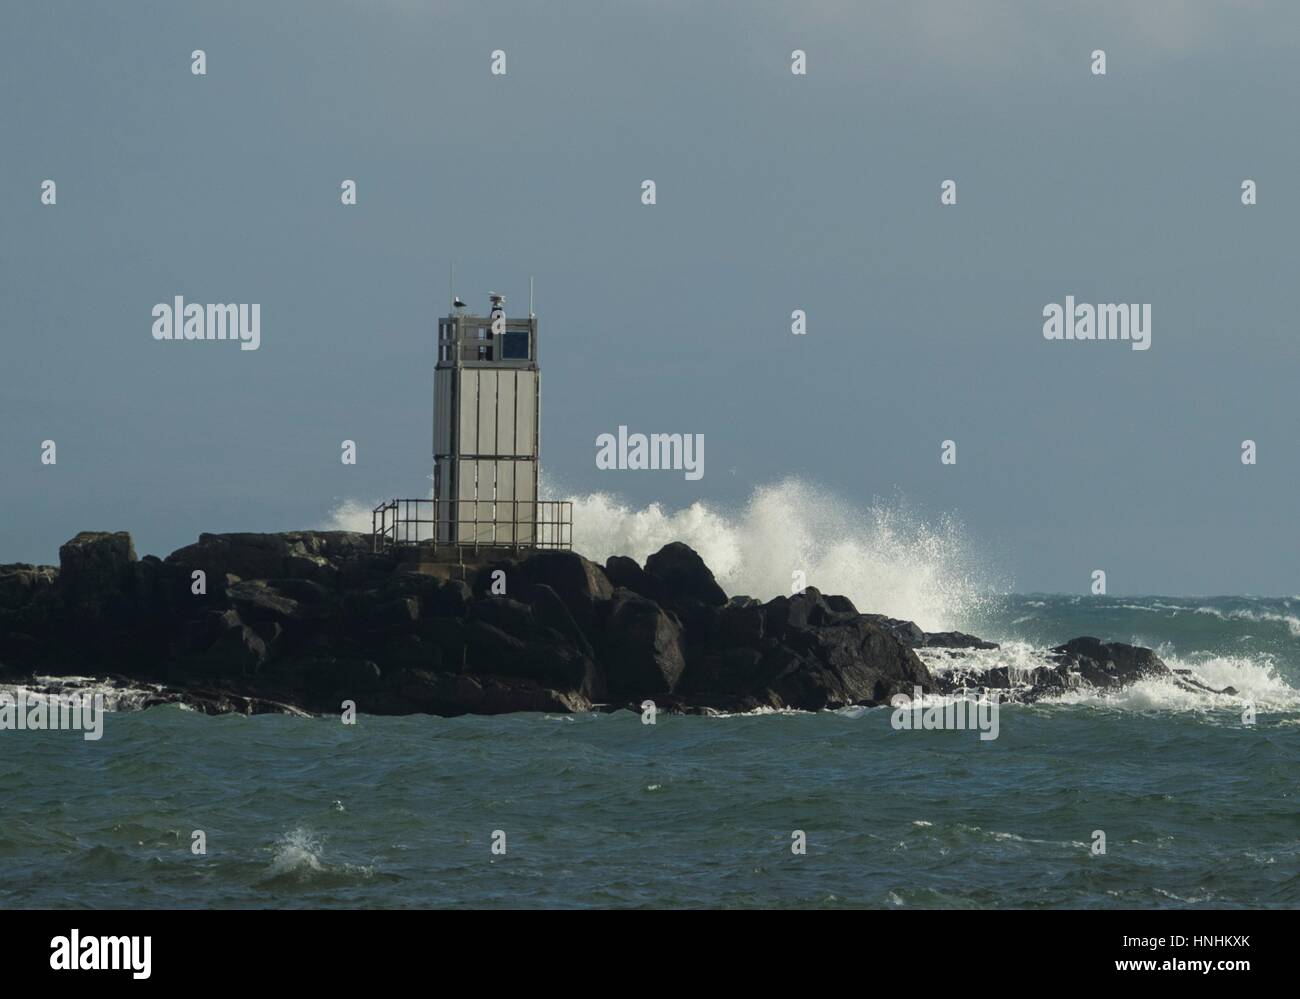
[322,477,1005,632]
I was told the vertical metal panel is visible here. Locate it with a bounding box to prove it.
[434,368,452,455]
[477,369,497,457]
[459,369,479,453]
[515,370,536,457]
[498,370,518,456]
[496,456,515,543]
[515,460,536,543]
[475,459,496,542]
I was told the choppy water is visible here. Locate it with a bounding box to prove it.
[1,594,1297,908]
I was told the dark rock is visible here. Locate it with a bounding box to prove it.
[600,589,686,699]
[471,597,535,635]
[765,588,848,635]
[923,630,999,650]
[1049,636,1169,688]
[261,656,384,707]
[517,550,613,623]
[0,564,58,609]
[861,614,926,648]
[933,635,1174,702]
[824,594,858,615]
[56,531,137,613]
[644,542,726,608]
[384,670,590,716]
[8,529,1081,720]
[226,580,303,622]
[371,596,421,629]
[201,623,268,675]
[711,601,765,647]
[463,619,599,698]
[682,594,933,711]
[417,616,469,670]
[520,583,596,659]
[761,616,933,709]
[470,558,518,599]
[381,634,442,673]
[165,531,369,584]
[603,555,649,594]
[430,579,472,618]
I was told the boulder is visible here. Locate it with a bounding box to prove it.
[164,531,369,584]
[0,564,57,610]
[464,619,600,698]
[763,617,933,708]
[683,598,933,711]
[56,532,137,613]
[922,630,999,650]
[644,542,727,608]
[711,601,765,647]
[520,583,596,659]
[202,623,268,675]
[604,555,649,594]
[517,550,613,623]
[430,579,472,618]
[861,614,926,648]
[600,589,687,699]
[1049,636,1169,688]
[226,580,303,622]
[765,588,848,636]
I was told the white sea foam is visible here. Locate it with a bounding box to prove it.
[918,644,1300,715]
[1193,605,1300,637]
[0,677,162,713]
[268,828,325,876]
[324,477,1002,632]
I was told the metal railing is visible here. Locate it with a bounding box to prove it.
[372,498,573,554]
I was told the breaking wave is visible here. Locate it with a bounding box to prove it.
[268,828,325,877]
[919,642,1300,715]
[323,477,1004,632]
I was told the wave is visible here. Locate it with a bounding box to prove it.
[268,828,325,877]
[919,643,1300,715]
[1193,605,1300,638]
[0,676,163,713]
[324,477,1004,632]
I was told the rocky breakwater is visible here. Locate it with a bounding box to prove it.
[0,530,1220,717]
[0,531,932,716]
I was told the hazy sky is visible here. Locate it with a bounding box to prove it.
[3,1,1298,595]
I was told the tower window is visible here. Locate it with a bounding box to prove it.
[501,331,530,359]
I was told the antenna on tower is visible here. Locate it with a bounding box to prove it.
[529,276,535,317]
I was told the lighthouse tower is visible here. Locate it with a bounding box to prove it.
[432,292,541,545]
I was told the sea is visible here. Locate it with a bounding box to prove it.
[1,482,1297,908]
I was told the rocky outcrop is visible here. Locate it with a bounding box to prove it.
[165,531,371,585]
[0,563,58,609]
[929,634,1236,701]
[0,529,1198,717]
[862,613,998,651]
[679,589,933,712]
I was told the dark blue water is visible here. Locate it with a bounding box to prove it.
[1,595,1297,908]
